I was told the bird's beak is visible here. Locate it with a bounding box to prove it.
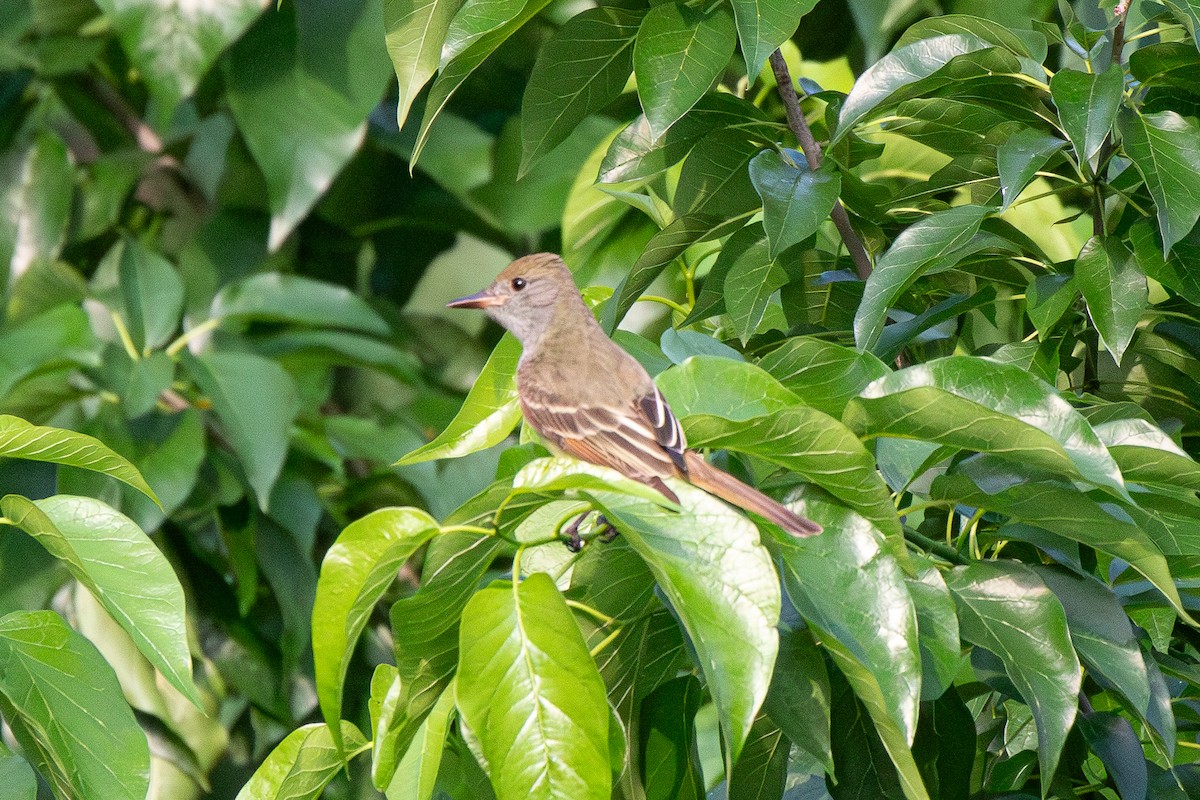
[447,289,506,309]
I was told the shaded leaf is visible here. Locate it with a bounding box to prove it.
[634,2,736,139]
[757,337,890,418]
[1050,64,1122,170]
[854,205,989,352]
[1075,236,1146,363]
[212,272,390,335]
[946,561,1080,787]
[749,148,841,259]
[997,129,1066,210]
[520,7,641,174]
[1119,109,1200,254]
[182,351,300,509]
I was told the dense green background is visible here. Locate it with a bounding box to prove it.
[2,0,1200,798]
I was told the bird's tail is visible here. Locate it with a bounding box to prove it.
[683,451,822,537]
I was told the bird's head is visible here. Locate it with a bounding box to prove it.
[446,253,579,344]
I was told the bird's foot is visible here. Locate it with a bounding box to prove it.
[596,515,619,543]
[560,512,619,551]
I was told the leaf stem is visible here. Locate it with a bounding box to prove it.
[903,526,968,565]
[637,295,690,316]
[767,50,873,280]
[110,312,140,361]
[166,318,221,357]
[565,599,616,627]
[440,524,496,536]
[589,626,624,658]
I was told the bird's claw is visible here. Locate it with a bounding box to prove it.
[560,512,620,551]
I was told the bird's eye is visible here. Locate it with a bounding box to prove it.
[511,277,527,291]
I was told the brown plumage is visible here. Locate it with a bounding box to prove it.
[447,253,822,537]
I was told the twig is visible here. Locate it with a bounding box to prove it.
[768,50,873,280]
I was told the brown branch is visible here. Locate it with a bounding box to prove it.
[769,50,873,280]
[1092,5,1131,237]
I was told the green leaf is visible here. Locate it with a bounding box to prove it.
[380,533,505,787]
[634,2,736,139]
[0,131,72,279]
[997,130,1066,210]
[656,355,802,421]
[674,128,763,218]
[749,149,841,259]
[225,2,392,249]
[844,355,1128,499]
[512,456,679,508]
[1033,567,1150,717]
[388,683,457,800]
[727,716,788,800]
[834,33,992,141]
[123,351,175,418]
[1025,273,1077,337]
[92,0,265,127]
[1118,109,1200,254]
[115,237,184,351]
[599,94,770,184]
[386,0,466,131]
[684,222,767,324]
[1049,64,1123,171]
[1129,219,1200,306]
[0,494,199,703]
[1094,417,1200,492]
[586,479,780,763]
[411,0,555,166]
[457,573,611,800]
[313,507,440,751]
[212,273,390,335]
[682,410,901,541]
[853,205,990,352]
[603,214,729,332]
[907,556,961,700]
[182,351,300,509]
[0,610,150,800]
[895,13,1046,60]
[0,414,157,502]
[761,627,832,771]
[724,238,789,345]
[1077,713,1149,800]
[946,561,1080,786]
[640,676,704,800]
[0,753,35,800]
[0,304,97,398]
[757,337,890,418]
[769,488,926,800]
[520,7,641,174]
[235,722,367,800]
[1074,236,1147,363]
[931,460,1191,622]
[396,334,522,465]
[912,688,975,799]
[730,0,818,78]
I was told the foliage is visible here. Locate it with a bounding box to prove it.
[3,0,1200,799]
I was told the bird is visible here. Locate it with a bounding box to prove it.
[447,252,822,538]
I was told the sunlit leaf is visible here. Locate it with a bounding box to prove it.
[396,334,522,465]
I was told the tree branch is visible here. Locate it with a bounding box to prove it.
[768,50,873,280]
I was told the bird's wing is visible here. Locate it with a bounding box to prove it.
[520,383,686,493]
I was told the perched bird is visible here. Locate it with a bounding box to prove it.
[447,253,822,538]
